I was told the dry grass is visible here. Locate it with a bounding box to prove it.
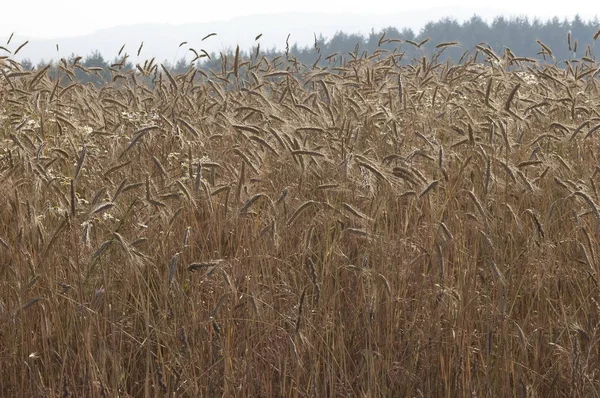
[2,39,600,397]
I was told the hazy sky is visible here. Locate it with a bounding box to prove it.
[1,0,596,38]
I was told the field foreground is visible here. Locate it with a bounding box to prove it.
[2,42,600,396]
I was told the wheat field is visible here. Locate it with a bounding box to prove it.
[2,37,600,396]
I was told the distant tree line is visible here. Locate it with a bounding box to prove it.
[18,14,600,85]
[274,14,599,66]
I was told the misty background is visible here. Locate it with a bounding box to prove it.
[2,9,599,84]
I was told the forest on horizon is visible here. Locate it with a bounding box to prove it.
[14,13,600,85]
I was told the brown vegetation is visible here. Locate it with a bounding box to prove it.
[2,37,600,396]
